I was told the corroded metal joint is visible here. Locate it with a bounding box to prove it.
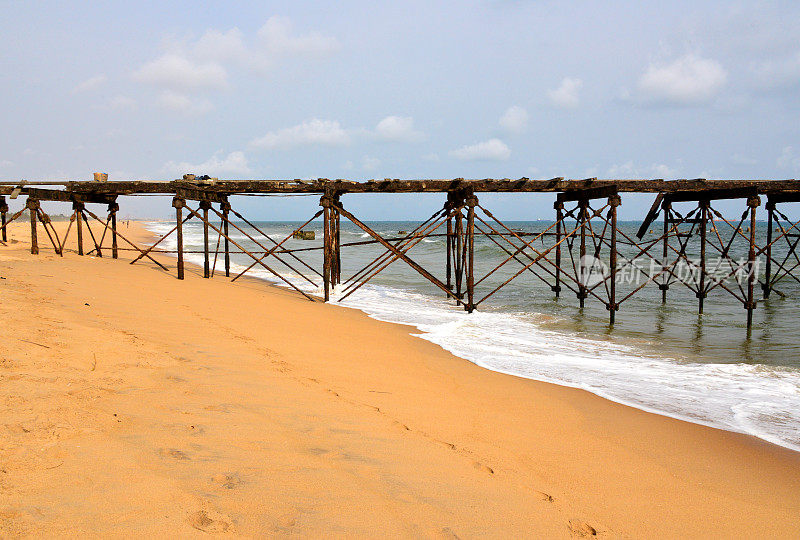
[27,198,40,210]
[199,200,213,210]
[553,200,564,211]
[72,200,85,211]
[608,194,622,207]
[747,195,761,209]
[172,197,185,209]
[107,202,120,213]
[220,201,232,212]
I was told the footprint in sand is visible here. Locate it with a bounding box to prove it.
[471,461,494,474]
[158,448,190,460]
[211,473,242,489]
[533,490,554,502]
[433,527,461,539]
[568,520,597,537]
[188,509,232,533]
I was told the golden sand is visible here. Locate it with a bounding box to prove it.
[1,220,799,537]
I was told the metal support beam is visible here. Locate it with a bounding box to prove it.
[27,199,39,255]
[698,201,708,314]
[763,201,774,299]
[746,196,760,327]
[108,202,119,259]
[74,201,85,256]
[465,194,478,312]
[608,194,621,323]
[221,201,231,277]
[321,194,332,301]
[173,197,185,280]
[200,200,212,278]
[578,199,588,309]
[661,201,671,303]
[553,200,563,297]
[0,196,7,242]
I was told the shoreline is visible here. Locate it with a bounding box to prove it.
[141,219,800,453]
[2,219,800,536]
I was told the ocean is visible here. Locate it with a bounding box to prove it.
[144,217,800,451]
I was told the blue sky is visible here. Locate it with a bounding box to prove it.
[1,1,799,219]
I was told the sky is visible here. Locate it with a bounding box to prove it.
[1,0,799,220]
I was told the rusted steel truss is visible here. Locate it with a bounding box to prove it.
[5,179,800,331]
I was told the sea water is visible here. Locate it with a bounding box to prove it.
[144,217,800,451]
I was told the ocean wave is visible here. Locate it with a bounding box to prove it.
[144,222,800,452]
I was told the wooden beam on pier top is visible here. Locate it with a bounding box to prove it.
[0,177,785,196]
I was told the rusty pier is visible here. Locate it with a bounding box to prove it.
[3,176,800,330]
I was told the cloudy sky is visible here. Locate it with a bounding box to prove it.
[1,1,799,219]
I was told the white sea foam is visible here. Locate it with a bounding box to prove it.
[144,221,800,451]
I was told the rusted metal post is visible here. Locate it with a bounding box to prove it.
[27,198,39,255]
[331,205,341,286]
[108,202,119,259]
[74,201,85,256]
[0,196,7,242]
[608,194,621,324]
[661,200,671,304]
[321,194,332,301]
[221,200,231,277]
[762,200,774,299]
[445,197,453,295]
[200,200,211,278]
[173,197,185,280]
[698,201,708,314]
[746,195,760,328]
[465,193,477,312]
[578,199,588,309]
[553,200,563,297]
[455,204,464,304]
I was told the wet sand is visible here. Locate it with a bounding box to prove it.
[1,219,799,537]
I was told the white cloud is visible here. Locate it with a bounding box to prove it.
[650,163,678,178]
[449,138,511,161]
[374,115,424,142]
[157,90,213,116]
[73,74,107,93]
[547,78,583,109]
[162,151,252,178]
[606,161,679,178]
[249,119,350,150]
[256,16,340,57]
[193,28,249,64]
[0,159,13,168]
[778,146,800,171]
[133,53,228,93]
[362,156,381,171]
[499,105,529,134]
[636,54,727,105]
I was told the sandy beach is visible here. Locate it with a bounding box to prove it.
[1,218,799,538]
